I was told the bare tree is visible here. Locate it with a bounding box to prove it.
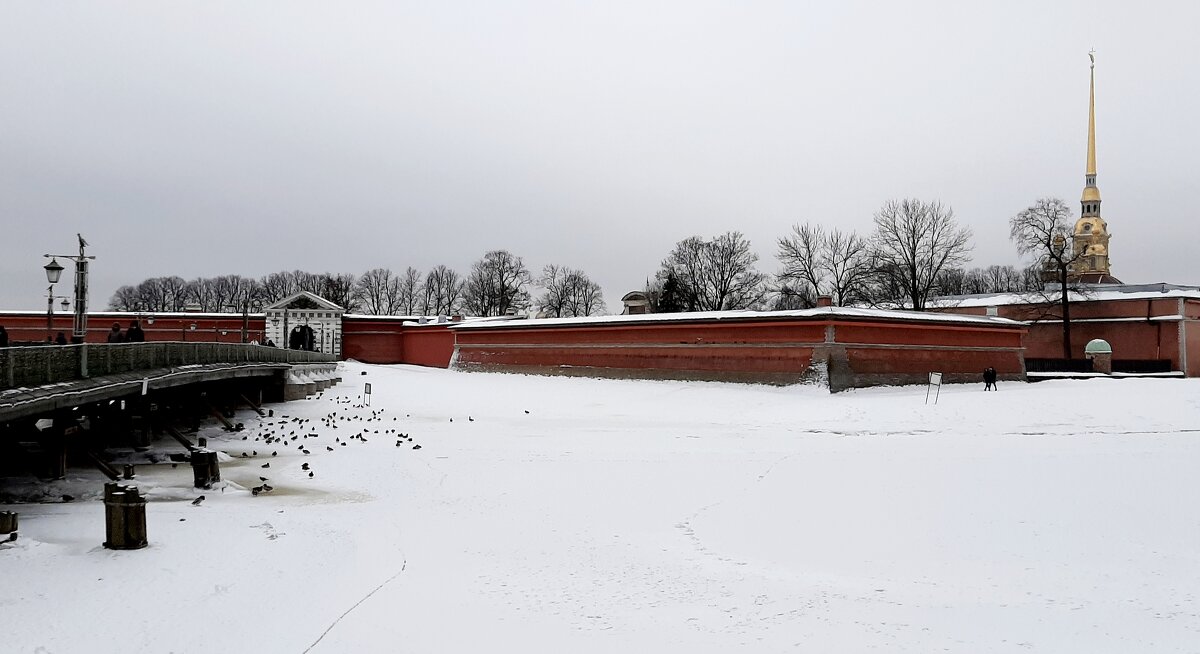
[421,265,465,315]
[354,268,402,315]
[778,224,871,306]
[1010,197,1086,359]
[315,273,357,312]
[538,265,606,317]
[108,285,139,311]
[397,267,423,315]
[870,199,973,310]
[260,271,300,304]
[463,250,532,317]
[659,232,766,311]
[776,223,824,301]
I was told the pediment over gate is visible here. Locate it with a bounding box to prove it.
[265,291,344,313]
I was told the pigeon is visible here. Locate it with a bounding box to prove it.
[301,463,310,471]
[272,451,278,456]
[302,449,311,455]
[308,471,314,478]
[262,484,273,492]
[262,463,270,468]
[259,476,269,482]
[468,416,474,422]
[251,486,263,496]
[326,446,334,451]
[524,410,530,414]
[413,444,422,450]
[191,496,205,505]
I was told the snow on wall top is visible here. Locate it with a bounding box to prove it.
[932,283,1200,309]
[449,306,1023,331]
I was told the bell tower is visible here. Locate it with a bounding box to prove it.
[1070,50,1115,283]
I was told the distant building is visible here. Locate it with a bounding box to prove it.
[621,291,651,315]
[264,291,344,356]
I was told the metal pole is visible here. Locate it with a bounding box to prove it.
[46,285,54,342]
[71,236,89,343]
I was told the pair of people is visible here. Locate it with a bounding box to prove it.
[106,321,147,343]
[983,367,998,391]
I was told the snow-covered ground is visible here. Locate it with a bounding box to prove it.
[3,363,1200,652]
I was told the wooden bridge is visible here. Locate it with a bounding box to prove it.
[1,342,336,423]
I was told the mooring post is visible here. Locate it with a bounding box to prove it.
[123,464,135,480]
[190,450,220,488]
[0,511,18,534]
[103,483,148,550]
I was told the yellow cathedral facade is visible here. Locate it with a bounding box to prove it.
[1070,51,1121,284]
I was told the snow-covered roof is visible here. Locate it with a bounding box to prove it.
[450,306,1023,330]
[264,291,344,312]
[932,283,1200,309]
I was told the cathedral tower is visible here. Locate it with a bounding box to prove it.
[1070,51,1118,283]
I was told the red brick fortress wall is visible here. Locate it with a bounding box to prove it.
[450,310,1026,392]
[0,311,266,344]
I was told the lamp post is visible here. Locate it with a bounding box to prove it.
[45,292,70,342]
[44,234,95,343]
[43,258,66,341]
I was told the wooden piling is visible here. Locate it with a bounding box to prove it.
[190,450,220,488]
[103,483,148,550]
[0,511,17,534]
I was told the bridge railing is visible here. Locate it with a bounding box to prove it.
[0,342,336,390]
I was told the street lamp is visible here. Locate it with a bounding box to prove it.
[44,234,95,343]
[43,258,68,341]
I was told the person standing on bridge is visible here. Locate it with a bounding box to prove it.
[0,325,8,348]
[107,322,124,343]
[126,320,145,342]
[55,332,68,345]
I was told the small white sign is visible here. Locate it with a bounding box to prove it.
[925,371,943,405]
[364,383,372,395]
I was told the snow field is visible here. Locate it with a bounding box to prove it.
[2,363,1199,652]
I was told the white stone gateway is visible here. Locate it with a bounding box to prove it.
[263,291,345,357]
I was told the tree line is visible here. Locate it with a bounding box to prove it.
[111,196,1082,341]
[643,198,1042,314]
[109,252,606,318]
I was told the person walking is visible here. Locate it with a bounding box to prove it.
[107,322,124,343]
[983,367,997,391]
[0,325,8,348]
[55,332,68,345]
[125,320,145,342]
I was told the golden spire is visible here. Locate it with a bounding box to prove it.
[1086,50,1097,176]
[1081,51,1101,205]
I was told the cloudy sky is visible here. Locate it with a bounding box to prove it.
[1,1,1196,312]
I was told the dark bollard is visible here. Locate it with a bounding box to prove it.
[103,483,148,550]
[0,511,17,534]
[123,464,136,480]
[268,409,274,417]
[190,450,220,489]
[197,437,207,448]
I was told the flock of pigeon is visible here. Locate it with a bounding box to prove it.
[196,390,429,504]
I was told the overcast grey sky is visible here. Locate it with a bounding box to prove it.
[1,1,1196,311]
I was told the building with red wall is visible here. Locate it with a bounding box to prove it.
[934,284,1200,377]
[449,308,1026,391]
